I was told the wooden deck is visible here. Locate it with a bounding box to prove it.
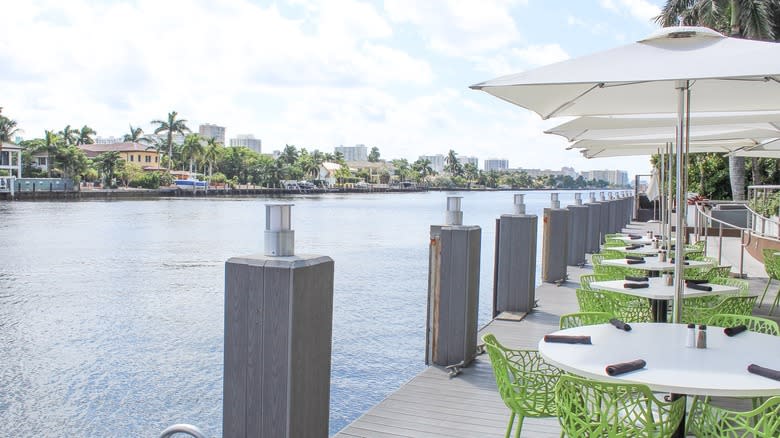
[335,267,587,438]
[336,222,780,437]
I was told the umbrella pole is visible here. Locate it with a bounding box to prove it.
[672,81,690,324]
[659,147,665,232]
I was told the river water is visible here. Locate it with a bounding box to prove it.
[0,190,605,436]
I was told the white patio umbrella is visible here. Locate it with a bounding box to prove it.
[646,169,660,201]
[546,112,780,142]
[471,26,780,323]
[733,137,780,158]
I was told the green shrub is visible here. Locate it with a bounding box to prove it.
[210,172,227,184]
[128,172,161,189]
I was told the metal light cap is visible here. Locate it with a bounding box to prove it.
[550,192,560,209]
[600,192,606,201]
[445,196,463,225]
[589,192,596,203]
[264,203,295,256]
[513,193,526,215]
[574,193,582,205]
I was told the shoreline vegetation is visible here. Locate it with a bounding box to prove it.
[2,185,631,201]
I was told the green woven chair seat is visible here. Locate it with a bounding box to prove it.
[482,334,562,438]
[689,396,780,438]
[681,295,757,327]
[555,374,685,438]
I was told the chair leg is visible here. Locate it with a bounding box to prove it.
[770,288,780,316]
[759,278,772,308]
[505,412,516,438]
[514,414,525,438]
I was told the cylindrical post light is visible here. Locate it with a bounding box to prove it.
[513,194,526,215]
[551,192,560,209]
[445,196,463,225]
[574,193,582,205]
[264,203,295,256]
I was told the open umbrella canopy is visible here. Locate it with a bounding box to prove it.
[579,141,747,159]
[733,138,780,158]
[546,112,780,142]
[472,25,780,325]
[471,27,780,119]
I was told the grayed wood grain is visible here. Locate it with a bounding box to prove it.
[542,208,569,282]
[496,215,537,313]
[585,203,602,253]
[566,205,588,266]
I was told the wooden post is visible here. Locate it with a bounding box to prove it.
[223,254,334,438]
[494,214,537,315]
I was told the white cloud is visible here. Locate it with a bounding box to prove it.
[600,0,661,23]
[567,15,609,35]
[469,44,569,77]
[384,0,523,56]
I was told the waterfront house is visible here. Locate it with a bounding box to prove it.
[318,162,342,186]
[79,142,161,170]
[0,142,22,178]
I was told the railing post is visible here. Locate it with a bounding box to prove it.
[739,230,745,279]
[718,223,723,266]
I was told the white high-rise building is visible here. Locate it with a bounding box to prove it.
[580,169,629,186]
[459,156,479,168]
[229,134,262,154]
[199,123,226,144]
[335,144,368,162]
[418,154,445,173]
[484,159,509,171]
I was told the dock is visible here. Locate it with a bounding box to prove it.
[336,223,780,437]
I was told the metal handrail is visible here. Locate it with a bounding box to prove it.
[159,424,207,438]
[743,204,780,239]
[692,202,757,278]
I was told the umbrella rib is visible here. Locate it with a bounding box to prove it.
[543,83,604,119]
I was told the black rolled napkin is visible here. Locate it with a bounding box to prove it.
[748,364,780,381]
[609,318,632,331]
[724,325,748,337]
[625,275,649,282]
[625,255,645,261]
[625,245,642,250]
[670,259,689,265]
[606,359,646,376]
[624,282,650,289]
[686,283,712,292]
[626,259,646,265]
[543,334,592,344]
[629,235,642,240]
[686,279,708,285]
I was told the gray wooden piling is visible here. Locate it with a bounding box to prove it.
[585,200,602,253]
[426,225,481,368]
[224,254,334,438]
[542,207,569,283]
[493,214,537,316]
[566,204,588,266]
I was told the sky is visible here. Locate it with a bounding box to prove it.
[0,0,668,178]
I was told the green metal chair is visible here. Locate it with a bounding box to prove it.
[575,288,653,323]
[683,276,748,309]
[689,396,780,438]
[580,273,615,290]
[686,314,780,436]
[554,374,685,438]
[760,248,780,312]
[603,239,626,247]
[681,295,757,326]
[482,334,562,438]
[593,264,648,278]
[559,311,614,329]
[706,314,780,335]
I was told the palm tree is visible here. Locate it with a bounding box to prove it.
[123,124,148,143]
[76,125,96,145]
[180,133,205,175]
[444,149,463,176]
[202,137,222,181]
[59,125,78,146]
[151,111,190,171]
[279,144,299,165]
[412,158,434,182]
[0,108,21,155]
[95,151,123,187]
[43,130,62,177]
[463,163,480,183]
[655,0,777,200]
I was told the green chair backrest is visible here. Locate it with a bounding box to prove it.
[481,334,561,418]
[682,295,757,326]
[708,277,750,295]
[762,248,780,280]
[575,288,615,314]
[555,374,685,438]
[559,312,614,329]
[693,395,780,438]
[706,314,779,335]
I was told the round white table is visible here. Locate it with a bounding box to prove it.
[538,323,780,397]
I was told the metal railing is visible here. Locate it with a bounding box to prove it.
[159,424,207,438]
[745,204,780,239]
[692,202,750,278]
